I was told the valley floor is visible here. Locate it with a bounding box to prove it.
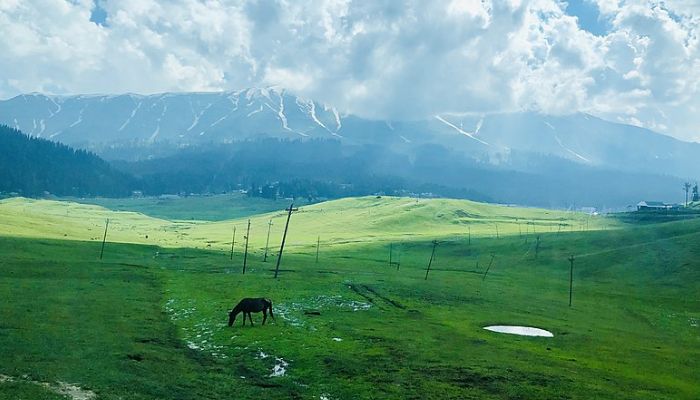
[0,197,698,399]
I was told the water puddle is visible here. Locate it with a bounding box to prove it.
[484,325,553,337]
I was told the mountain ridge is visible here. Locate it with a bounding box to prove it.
[1,89,698,188]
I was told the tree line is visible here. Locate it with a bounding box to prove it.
[0,125,134,197]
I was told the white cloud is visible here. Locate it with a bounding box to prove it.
[0,0,699,141]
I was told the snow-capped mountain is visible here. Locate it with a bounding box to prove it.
[0,88,344,145]
[1,89,699,178]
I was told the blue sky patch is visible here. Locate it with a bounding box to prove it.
[90,0,107,26]
[565,0,611,36]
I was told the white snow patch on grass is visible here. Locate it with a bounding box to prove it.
[269,357,289,377]
[0,375,96,400]
[484,325,553,337]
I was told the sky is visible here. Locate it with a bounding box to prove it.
[0,0,699,141]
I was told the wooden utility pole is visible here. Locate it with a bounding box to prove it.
[99,218,109,260]
[568,255,575,307]
[482,253,495,281]
[395,247,401,271]
[242,219,251,274]
[425,240,438,280]
[274,203,298,278]
[315,235,320,264]
[495,223,499,239]
[389,243,393,267]
[389,243,401,270]
[230,226,236,260]
[468,226,471,245]
[263,219,273,262]
[535,235,541,259]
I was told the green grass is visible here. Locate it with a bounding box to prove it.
[61,193,310,221]
[0,196,618,252]
[1,196,698,399]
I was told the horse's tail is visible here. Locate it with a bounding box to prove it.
[266,298,275,320]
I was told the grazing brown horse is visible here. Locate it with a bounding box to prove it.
[228,298,274,327]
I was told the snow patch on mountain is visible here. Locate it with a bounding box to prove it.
[247,105,263,117]
[118,100,142,131]
[435,115,489,146]
[187,99,214,132]
[298,98,342,138]
[68,106,86,128]
[332,107,342,131]
[150,102,168,141]
[47,96,62,117]
[554,135,590,163]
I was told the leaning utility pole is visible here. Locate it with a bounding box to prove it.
[424,240,438,280]
[242,219,251,274]
[230,226,236,260]
[263,219,273,262]
[274,203,298,278]
[482,253,495,281]
[99,218,109,260]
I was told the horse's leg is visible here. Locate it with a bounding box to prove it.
[262,309,267,325]
[242,313,246,327]
[248,312,254,326]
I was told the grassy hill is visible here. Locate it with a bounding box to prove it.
[0,196,698,399]
[0,196,615,252]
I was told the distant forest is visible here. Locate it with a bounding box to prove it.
[112,138,685,208]
[0,125,134,197]
[112,139,490,201]
[1,128,486,201]
[1,126,685,208]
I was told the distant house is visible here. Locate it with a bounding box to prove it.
[637,201,674,211]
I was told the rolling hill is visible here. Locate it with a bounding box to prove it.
[0,196,613,251]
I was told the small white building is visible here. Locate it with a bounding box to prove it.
[637,201,673,211]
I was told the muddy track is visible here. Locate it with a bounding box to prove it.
[348,283,406,309]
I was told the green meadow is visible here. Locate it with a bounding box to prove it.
[0,196,698,399]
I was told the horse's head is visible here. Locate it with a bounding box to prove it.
[227,309,236,326]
